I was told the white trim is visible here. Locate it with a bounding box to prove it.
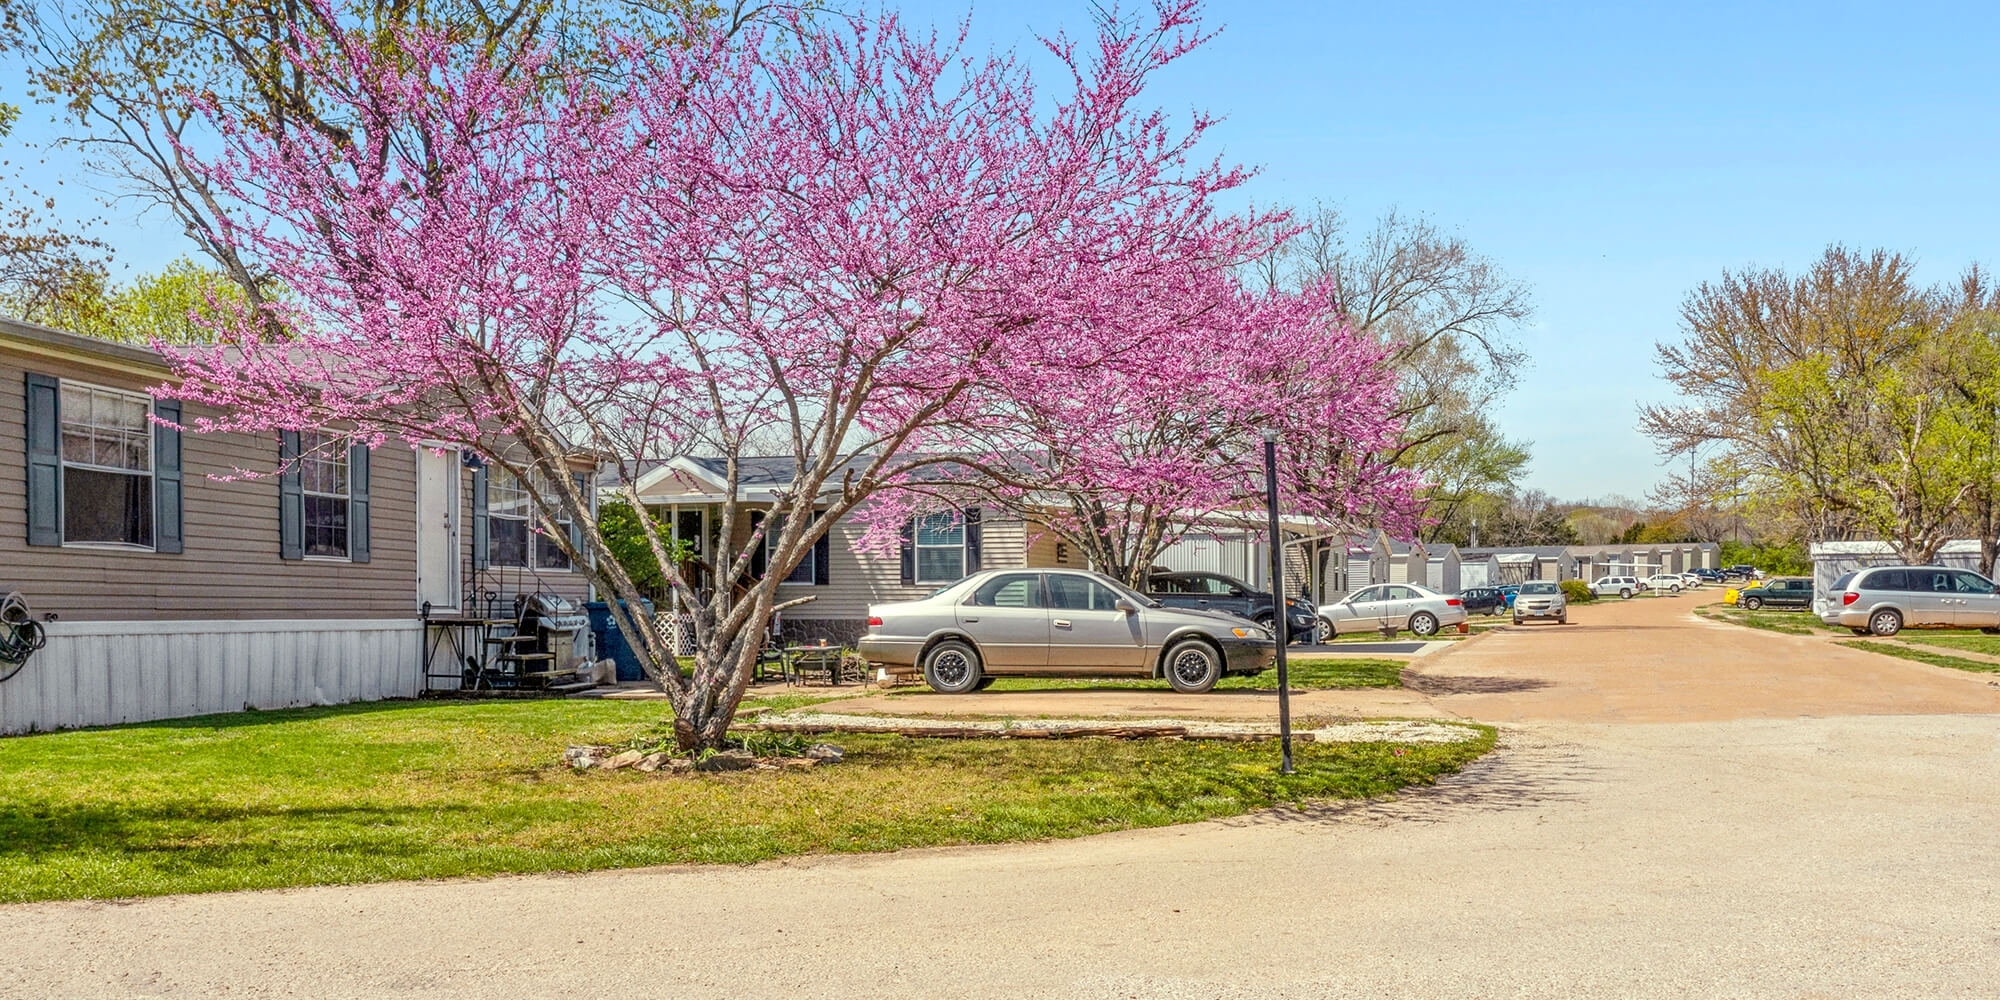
[43,618,420,638]
[58,541,157,554]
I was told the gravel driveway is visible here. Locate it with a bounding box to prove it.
[6,598,1999,999]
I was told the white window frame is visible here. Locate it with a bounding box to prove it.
[487,467,574,573]
[57,380,156,552]
[298,430,352,561]
[913,512,967,585]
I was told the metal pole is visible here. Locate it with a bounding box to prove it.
[1263,429,1294,774]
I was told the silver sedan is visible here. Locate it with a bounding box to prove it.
[1317,583,1469,638]
[858,569,1277,693]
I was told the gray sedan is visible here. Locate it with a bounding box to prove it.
[1317,583,1469,638]
[858,569,1277,693]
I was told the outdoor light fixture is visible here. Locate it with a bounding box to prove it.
[1262,427,1295,774]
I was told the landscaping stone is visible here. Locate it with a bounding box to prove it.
[694,750,756,772]
[804,743,845,762]
[635,752,670,773]
[601,750,646,771]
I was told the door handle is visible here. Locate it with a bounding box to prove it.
[1053,619,1072,629]
[963,617,980,623]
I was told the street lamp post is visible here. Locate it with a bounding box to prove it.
[1262,428,1294,775]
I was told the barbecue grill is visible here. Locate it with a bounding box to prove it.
[498,593,591,684]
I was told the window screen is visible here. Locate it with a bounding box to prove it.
[59,383,154,547]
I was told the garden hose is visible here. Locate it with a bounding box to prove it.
[0,592,48,683]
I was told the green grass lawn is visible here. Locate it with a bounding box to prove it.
[1696,604,1840,636]
[1837,640,2000,674]
[0,697,1491,903]
[1893,632,2000,659]
[951,656,1407,695]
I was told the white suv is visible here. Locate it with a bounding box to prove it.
[1592,576,1641,599]
[1645,574,1688,594]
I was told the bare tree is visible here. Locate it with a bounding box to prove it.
[1255,205,1533,531]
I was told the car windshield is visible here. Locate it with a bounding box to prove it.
[1520,582,1559,595]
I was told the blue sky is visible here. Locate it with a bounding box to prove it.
[8,1,1999,501]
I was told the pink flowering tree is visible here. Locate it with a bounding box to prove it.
[161,0,1265,748]
[880,280,1419,589]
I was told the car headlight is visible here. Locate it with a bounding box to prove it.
[1230,626,1272,640]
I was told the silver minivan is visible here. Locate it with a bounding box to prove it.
[1820,566,2000,636]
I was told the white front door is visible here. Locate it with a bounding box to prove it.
[417,447,460,611]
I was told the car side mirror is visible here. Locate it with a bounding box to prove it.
[1114,598,1139,615]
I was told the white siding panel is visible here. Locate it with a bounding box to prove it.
[0,619,422,735]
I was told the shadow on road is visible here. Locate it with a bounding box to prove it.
[1231,732,1598,828]
[1401,673,1553,695]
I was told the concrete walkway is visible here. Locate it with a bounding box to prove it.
[6,597,2000,998]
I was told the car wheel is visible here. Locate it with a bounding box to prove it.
[1743,596,1762,611]
[1253,612,1285,644]
[1559,613,1569,625]
[921,640,984,694]
[1869,609,1903,637]
[1983,627,2000,636]
[1511,614,1523,626]
[1163,638,1222,694]
[1851,627,1871,636]
[1317,616,1337,640]
[1409,612,1440,637]
[1670,584,1681,594]
[1619,588,1633,600]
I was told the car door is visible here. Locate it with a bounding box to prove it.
[1044,573,1147,670]
[1324,586,1386,635]
[1147,575,1202,613]
[1381,586,1420,630]
[957,573,1049,668]
[1196,574,1255,618]
[1909,569,1958,626]
[1949,570,2000,627]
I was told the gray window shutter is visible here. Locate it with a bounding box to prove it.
[153,399,184,554]
[898,517,915,584]
[569,472,587,560]
[278,431,303,560]
[813,513,831,586]
[25,373,61,547]
[470,463,490,570]
[348,441,371,564]
[964,506,983,571]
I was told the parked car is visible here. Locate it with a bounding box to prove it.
[1692,568,1726,583]
[1591,575,1642,599]
[1645,573,1689,594]
[1818,566,2000,636]
[859,569,1277,694]
[1145,571,1317,644]
[1679,573,1705,589]
[1724,564,1757,581]
[1457,586,1509,615]
[1738,577,1813,611]
[1317,583,1468,638]
[1511,581,1569,625]
[1496,584,1521,608]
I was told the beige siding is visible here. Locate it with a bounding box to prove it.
[2,347,419,621]
[780,513,1029,622]
[2,343,589,622]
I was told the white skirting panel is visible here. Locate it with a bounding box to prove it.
[0,618,422,736]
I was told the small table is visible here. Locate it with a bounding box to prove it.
[786,645,849,686]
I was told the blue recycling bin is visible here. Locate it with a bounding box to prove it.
[585,599,655,682]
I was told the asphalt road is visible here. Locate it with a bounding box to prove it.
[7,597,1999,999]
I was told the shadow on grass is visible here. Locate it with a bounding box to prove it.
[0,800,478,859]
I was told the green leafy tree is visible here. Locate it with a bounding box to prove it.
[596,500,694,602]
[1644,246,1998,563]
